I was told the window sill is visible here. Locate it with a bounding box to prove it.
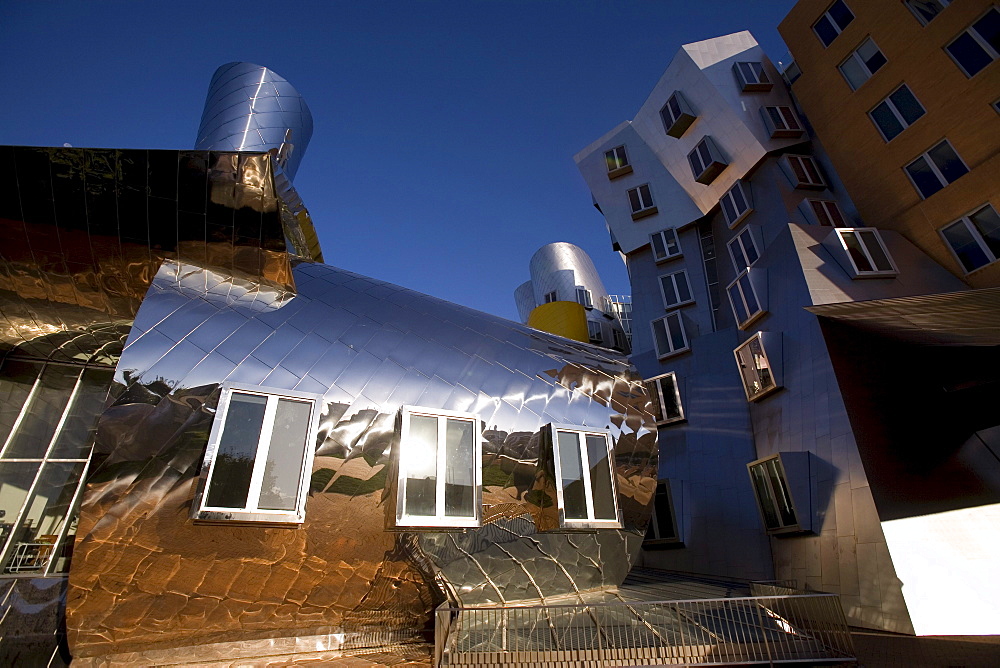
[607,165,633,180]
[193,511,304,526]
[851,270,898,279]
[736,310,767,331]
[654,253,684,264]
[740,82,774,92]
[657,346,691,361]
[727,209,753,229]
[694,162,727,185]
[769,128,804,139]
[632,206,658,221]
[656,416,686,427]
[666,114,697,139]
[746,384,781,402]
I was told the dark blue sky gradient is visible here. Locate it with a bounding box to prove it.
[2,1,797,321]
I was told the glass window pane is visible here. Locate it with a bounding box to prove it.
[49,368,113,459]
[638,184,651,207]
[651,232,666,259]
[5,365,81,459]
[205,392,267,509]
[766,459,797,527]
[969,205,1000,259]
[871,101,904,141]
[698,141,712,166]
[729,283,749,323]
[907,0,944,25]
[652,318,671,356]
[689,151,703,176]
[586,434,616,520]
[814,16,839,46]
[730,184,747,213]
[947,33,992,77]
[668,95,681,120]
[905,156,943,197]
[840,57,867,90]
[628,188,640,212]
[667,313,686,351]
[789,157,808,184]
[721,195,738,224]
[403,414,438,517]
[256,398,311,511]
[556,431,587,520]
[658,377,682,421]
[0,462,39,556]
[739,274,760,314]
[741,230,759,264]
[803,158,822,184]
[942,220,991,271]
[889,86,925,125]
[858,39,886,74]
[974,9,1000,54]
[928,141,969,183]
[644,381,664,422]
[675,272,692,303]
[0,361,41,448]
[859,230,893,271]
[730,240,748,270]
[653,483,676,540]
[661,275,679,306]
[444,418,475,517]
[750,465,780,529]
[1,461,85,574]
[663,228,679,255]
[841,231,875,272]
[829,0,855,30]
[749,338,774,391]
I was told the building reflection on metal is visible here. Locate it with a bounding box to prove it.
[0,143,656,663]
[195,62,314,182]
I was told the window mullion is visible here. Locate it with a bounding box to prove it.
[970,25,1000,59]
[925,153,948,185]
[436,416,447,519]
[244,396,279,512]
[0,367,44,458]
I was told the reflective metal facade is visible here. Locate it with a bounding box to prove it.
[195,62,314,182]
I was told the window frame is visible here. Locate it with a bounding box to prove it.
[868,84,926,142]
[550,424,621,529]
[813,0,855,47]
[833,228,898,277]
[628,183,657,220]
[727,269,766,329]
[544,290,558,303]
[905,0,949,26]
[644,372,685,426]
[605,145,632,179]
[761,106,803,138]
[733,62,773,91]
[658,269,694,309]
[688,137,728,185]
[645,480,682,545]
[807,199,849,227]
[576,287,594,308]
[838,37,886,90]
[728,226,761,272]
[651,312,690,360]
[945,8,1000,78]
[193,382,321,525]
[660,91,697,138]
[650,228,683,262]
[904,139,969,199]
[939,203,1000,274]
[747,455,802,534]
[785,154,826,189]
[395,405,482,529]
[721,181,753,228]
[734,332,779,401]
[587,320,604,345]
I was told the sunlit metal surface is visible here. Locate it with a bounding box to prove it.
[195,62,314,182]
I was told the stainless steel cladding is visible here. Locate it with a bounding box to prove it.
[195,63,314,182]
[524,242,612,317]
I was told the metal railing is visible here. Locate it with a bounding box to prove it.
[435,593,855,666]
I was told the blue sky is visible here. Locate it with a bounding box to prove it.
[2,0,797,321]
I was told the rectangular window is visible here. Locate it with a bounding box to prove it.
[587,320,604,345]
[761,106,803,139]
[658,270,694,309]
[628,184,657,220]
[195,384,319,523]
[605,145,632,179]
[650,228,682,262]
[905,0,949,26]
[813,0,855,47]
[660,91,697,138]
[576,287,593,308]
[552,426,620,527]
[946,8,1000,77]
[835,228,897,277]
[904,140,969,198]
[733,62,773,91]
[869,85,925,141]
[727,270,765,328]
[645,481,681,544]
[785,155,826,189]
[688,137,728,185]
[940,204,1000,273]
[748,456,800,533]
[721,181,752,227]
[839,38,887,90]
[651,312,689,359]
[808,200,849,227]
[728,227,760,271]
[734,333,778,401]
[396,406,481,528]
[644,373,684,425]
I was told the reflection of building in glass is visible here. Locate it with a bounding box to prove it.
[514,242,630,353]
[576,20,1000,639]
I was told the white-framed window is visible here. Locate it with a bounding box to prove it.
[761,106,803,139]
[813,0,855,47]
[194,383,320,524]
[721,181,752,227]
[904,139,969,198]
[727,270,765,329]
[644,372,684,425]
[605,145,629,172]
[688,137,728,185]
[946,8,1000,78]
[733,62,773,91]
[734,333,778,401]
[994,97,1000,115]
[576,287,593,308]
[650,228,682,262]
[748,456,800,533]
[628,183,657,219]
[551,425,620,528]
[839,37,887,90]
[905,0,949,26]
[869,85,925,141]
[728,226,760,271]
[587,320,604,345]
[785,155,826,189]
[834,228,898,277]
[658,270,694,309]
[612,327,627,352]
[395,406,481,528]
[807,200,849,227]
[940,204,1000,273]
[651,312,690,359]
[660,91,697,138]
[645,480,681,544]
[544,290,558,303]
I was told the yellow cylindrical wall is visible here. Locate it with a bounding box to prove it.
[527,301,589,342]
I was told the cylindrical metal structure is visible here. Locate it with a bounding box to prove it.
[195,62,313,181]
